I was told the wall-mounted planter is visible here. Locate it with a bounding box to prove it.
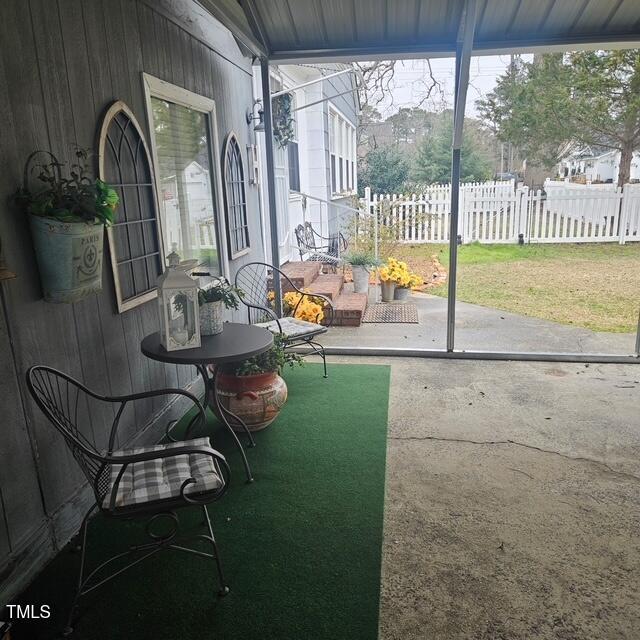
[29,215,103,303]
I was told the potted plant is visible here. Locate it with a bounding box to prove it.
[394,272,422,302]
[345,250,379,295]
[272,93,295,149]
[11,149,118,303]
[215,334,303,431]
[198,278,243,336]
[378,257,403,302]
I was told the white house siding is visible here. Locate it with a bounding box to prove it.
[254,64,359,265]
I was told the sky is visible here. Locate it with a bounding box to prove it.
[372,54,532,119]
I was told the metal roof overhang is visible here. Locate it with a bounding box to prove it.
[199,0,640,62]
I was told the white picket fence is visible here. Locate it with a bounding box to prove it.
[363,181,640,245]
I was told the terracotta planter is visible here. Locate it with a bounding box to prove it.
[380,280,396,302]
[216,370,288,431]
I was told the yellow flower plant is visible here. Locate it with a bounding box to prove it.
[378,257,423,289]
[267,289,325,324]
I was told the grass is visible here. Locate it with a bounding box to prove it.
[396,242,640,333]
[14,363,390,640]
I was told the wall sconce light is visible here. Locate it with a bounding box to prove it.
[0,235,16,281]
[246,99,265,132]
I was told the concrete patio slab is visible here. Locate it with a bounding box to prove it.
[330,355,640,640]
[320,290,637,355]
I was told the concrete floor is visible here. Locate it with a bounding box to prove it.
[331,355,640,640]
[321,291,637,355]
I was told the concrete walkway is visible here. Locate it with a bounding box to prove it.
[330,355,640,639]
[320,291,637,355]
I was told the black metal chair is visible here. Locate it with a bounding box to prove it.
[294,221,348,269]
[235,262,334,378]
[26,365,231,637]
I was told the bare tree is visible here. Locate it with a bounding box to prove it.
[355,59,444,112]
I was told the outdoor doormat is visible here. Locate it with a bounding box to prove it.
[363,303,419,323]
[15,363,390,640]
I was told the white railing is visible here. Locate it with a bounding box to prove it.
[363,181,640,245]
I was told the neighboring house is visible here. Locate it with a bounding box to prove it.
[558,146,640,183]
[253,63,359,265]
[160,161,219,256]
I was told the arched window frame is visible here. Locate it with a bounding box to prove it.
[222,132,251,259]
[97,100,163,313]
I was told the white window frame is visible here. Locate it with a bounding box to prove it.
[142,73,230,280]
[329,104,357,198]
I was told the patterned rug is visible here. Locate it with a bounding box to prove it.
[362,303,419,324]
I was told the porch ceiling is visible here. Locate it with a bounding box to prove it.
[200,0,640,61]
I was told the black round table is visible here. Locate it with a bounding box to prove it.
[141,324,273,482]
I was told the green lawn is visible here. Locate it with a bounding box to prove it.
[396,242,640,333]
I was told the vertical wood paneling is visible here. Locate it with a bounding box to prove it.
[0,0,260,604]
[0,12,50,561]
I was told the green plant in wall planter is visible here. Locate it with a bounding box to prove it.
[11,149,119,303]
[272,92,295,149]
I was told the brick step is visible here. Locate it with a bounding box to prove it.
[307,274,343,301]
[279,261,322,290]
[330,292,368,327]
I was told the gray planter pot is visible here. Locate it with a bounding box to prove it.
[394,286,411,302]
[351,265,370,294]
[199,300,225,335]
[380,280,396,302]
[29,215,104,303]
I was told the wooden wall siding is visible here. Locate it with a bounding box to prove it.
[0,0,263,605]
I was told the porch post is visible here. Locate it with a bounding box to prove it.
[446,0,477,352]
[260,57,283,316]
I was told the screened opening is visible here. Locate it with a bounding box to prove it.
[98,101,163,313]
[222,133,251,258]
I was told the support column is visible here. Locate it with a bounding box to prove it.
[260,58,282,316]
[446,0,477,352]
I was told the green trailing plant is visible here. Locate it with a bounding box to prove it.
[227,334,303,377]
[272,93,295,149]
[344,250,380,267]
[12,148,118,225]
[198,278,244,309]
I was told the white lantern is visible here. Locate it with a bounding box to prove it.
[157,247,201,351]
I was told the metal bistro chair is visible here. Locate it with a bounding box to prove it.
[294,221,348,271]
[26,365,231,637]
[235,262,334,378]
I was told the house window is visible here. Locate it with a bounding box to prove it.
[144,75,224,277]
[97,100,163,313]
[329,107,356,196]
[222,133,251,258]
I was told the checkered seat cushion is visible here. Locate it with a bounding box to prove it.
[256,316,326,338]
[103,437,224,509]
